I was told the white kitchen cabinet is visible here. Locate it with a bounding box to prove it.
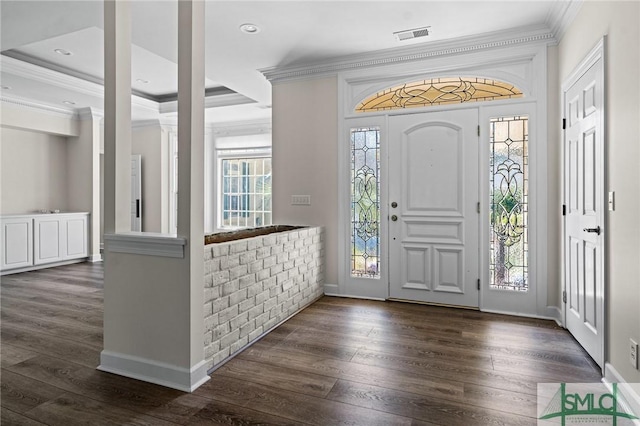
[34,216,64,265]
[1,213,89,274]
[1,217,33,270]
[63,215,88,259]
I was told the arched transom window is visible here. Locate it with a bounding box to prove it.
[356,77,523,112]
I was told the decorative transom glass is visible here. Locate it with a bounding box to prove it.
[350,127,381,278]
[356,78,523,112]
[489,116,529,291]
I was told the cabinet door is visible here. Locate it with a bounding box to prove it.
[34,217,64,265]
[1,218,33,270]
[64,215,88,259]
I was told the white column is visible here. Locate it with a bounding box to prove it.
[67,107,102,261]
[99,0,208,392]
[177,0,206,369]
[103,0,131,234]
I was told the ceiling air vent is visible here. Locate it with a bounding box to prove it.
[393,26,431,41]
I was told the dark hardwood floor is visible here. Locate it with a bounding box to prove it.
[1,262,601,425]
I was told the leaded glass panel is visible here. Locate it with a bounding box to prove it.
[490,116,529,291]
[351,127,381,278]
[357,77,523,112]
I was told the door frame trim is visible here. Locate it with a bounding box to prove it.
[336,42,551,318]
[560,36,606,368]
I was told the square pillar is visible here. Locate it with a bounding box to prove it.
[103,0,131,234]
[99,0,209,392]
[176,0,206,370]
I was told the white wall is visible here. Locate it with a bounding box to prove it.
[0,127,69,214]
[132,123,170,233]
[272,76,339,284]
[103,251,193,366]
[558,0,640,383]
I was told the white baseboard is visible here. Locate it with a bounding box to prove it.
[602,363,640,423]
[603,362,626,383]
[89,254,103,263]
[0,258,86,276]
[323,283,339,294]
[323,283,387,300]
[546,305,563,326]
[323,293,386,301]
[98,350,210,393]
[480,307,559,322]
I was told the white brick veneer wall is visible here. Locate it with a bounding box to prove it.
[203,226,324,371]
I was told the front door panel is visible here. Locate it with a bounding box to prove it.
[389,110,479,307]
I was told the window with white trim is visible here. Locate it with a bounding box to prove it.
[217,149,272,229]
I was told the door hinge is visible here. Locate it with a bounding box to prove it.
[563,291,567,304]
[477,202,480,214]
[562,204,566,216]
[477,279,481,290]
[562,118,566,130]
[477,125,480,137]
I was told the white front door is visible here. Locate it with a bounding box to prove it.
[389,109,480,307]
[131,154,142,232]
[563,43,605,368]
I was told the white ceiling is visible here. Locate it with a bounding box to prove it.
[0,0,572,125]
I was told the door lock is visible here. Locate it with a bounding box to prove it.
[583,226,601,235]
[391,202,398,208]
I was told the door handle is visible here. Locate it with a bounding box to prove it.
[391,202,398,208]
[136,199,140,218]
[391,215,398,222]
[583,226,600,235]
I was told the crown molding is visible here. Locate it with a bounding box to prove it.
[1,54,104,98]
[0,95,78,119]
[77,106,103,121]
[211,118,272,137]
[546,0,583,42]
[157,93,256,115]
[261,25,556,83]
[131,119,163,130]
[3,50,235,104]
[1,55,160,116]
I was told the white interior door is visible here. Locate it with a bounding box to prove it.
[131,154,142,232]
[563,44,605,368]
[389,109,480,307]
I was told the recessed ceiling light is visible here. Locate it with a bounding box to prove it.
[62,100,76,105]
[239,23,260,34]
[54,48,72,56]
[136,79,150,84]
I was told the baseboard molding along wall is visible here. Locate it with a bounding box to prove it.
[98,350,210,393]
[603,362,640,422]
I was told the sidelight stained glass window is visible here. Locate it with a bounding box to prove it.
[489,116,529,291]
[350,127,381,278]
[356,77,523,112]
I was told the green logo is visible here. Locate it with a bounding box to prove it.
[539,383,639,425]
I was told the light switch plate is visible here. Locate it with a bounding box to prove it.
[291,195,311,206]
